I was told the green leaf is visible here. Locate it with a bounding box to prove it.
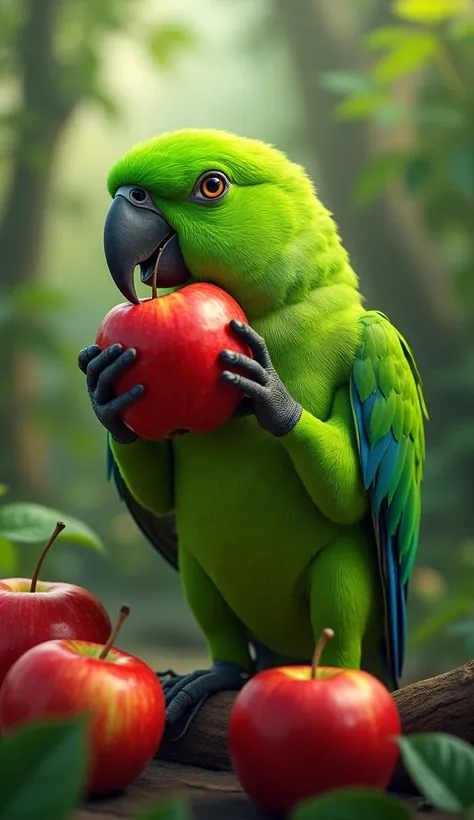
[393,0,468,24]
[0,483,8,497]
[396,733,474,811]
[365,25,418,49]
[353,152,409,206]
[291,788,411,820]
[146,23,196,69]
[0,717,87,820]
[0,537,19,575]
[319,71,374,95]
[404,156,433,192]
[372,31,437,83]
[335,91,388,120]
[136,797,191,820]
[0,503,104,553]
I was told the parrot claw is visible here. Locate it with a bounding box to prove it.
[156,661,251,735]
[220,320,303,437]
[77,343,144,443]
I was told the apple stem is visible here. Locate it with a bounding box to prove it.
[98,604,131,660]
[151,249,163,300]
[311,628,335,679]
[29,521,66,593]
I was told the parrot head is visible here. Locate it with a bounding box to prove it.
[104,128,355,317]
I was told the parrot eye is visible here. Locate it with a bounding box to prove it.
[130,187,148,203]
[201,175,225,198]
[188,171,230,204]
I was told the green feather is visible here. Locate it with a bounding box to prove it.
[369,389,397,444]
[387,448,413,536]
[387,436,409,503]
[378,356,400,398]
[403,400,415,436]
[353,355,377,402]
[371,321,388,357]
[392,398,404,441]
[398,483,417,565]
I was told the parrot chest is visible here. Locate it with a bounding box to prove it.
[173,420,339,656]
[171,297,365,653]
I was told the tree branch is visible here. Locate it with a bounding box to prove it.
[156,661,474,796]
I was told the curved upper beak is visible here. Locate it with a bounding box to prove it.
[103,186,190,304]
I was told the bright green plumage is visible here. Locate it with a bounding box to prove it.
[350,311,427,681]
[105,128,427,690]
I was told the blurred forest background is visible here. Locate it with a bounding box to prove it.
[1,0,474,684]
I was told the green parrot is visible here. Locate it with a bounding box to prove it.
[78,128,427,727]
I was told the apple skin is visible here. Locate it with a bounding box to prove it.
[0,579,112,687]
[0,638,166,795]
[96,282,251,441]
[228,665,401,816]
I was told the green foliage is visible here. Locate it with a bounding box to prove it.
[394,0,469,24]
[291,732,474,819]
[146,23,197,69]
[396,733,474,813]
[323,0,474,304]
[0,717,88,820]
[291,789,411,819]
[0,502,103,551]
[54,1,195,120]
[0,483,104,577]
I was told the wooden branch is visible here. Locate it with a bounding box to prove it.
[156,661,474,794]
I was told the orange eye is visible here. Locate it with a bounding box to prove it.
[200,174,226,199]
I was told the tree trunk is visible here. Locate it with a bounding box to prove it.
[0,0,78,497]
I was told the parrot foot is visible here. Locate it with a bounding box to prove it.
[156,662,251,739]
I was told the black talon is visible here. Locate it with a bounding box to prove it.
[155,661,251,737]
[77,342,144,443]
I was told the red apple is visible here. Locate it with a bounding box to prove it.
[0,605,165,796]
[0,521,111,687]
[228,629,401,817]
[96,281,251,441]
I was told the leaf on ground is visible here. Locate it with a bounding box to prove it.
[291,788,412,820]
[396,733,474,812]
[0,717,88,820]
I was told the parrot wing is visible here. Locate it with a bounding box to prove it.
[106,434,179,570]
[349,311,428,689]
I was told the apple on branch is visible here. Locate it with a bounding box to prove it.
[96,279,252,441]
[228,628,402,817]
[0,604,166,796]
[0,521,112,686]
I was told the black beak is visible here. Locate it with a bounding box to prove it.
[103,185,190,304]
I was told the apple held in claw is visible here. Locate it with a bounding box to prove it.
[96,280,251,441]
[228,629,401,817]
[0,605,166,796]
[0,521,112,687]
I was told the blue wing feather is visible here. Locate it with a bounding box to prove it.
[350,313,427,690]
